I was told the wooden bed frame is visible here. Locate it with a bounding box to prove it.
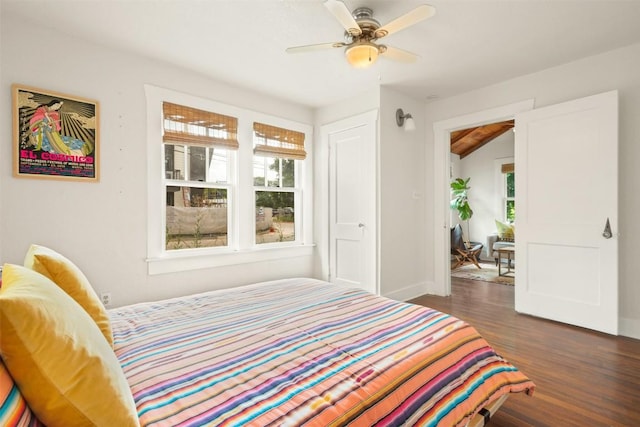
[469,395,509,427]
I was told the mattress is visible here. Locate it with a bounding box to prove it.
[109,277,534,426]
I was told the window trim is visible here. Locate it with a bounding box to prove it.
[145,85,314,275]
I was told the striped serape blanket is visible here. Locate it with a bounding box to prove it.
[110,278,534,426]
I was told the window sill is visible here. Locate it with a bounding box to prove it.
[146,244,315,275]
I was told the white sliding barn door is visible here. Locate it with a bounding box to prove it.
[515,90,618,334]
[326,112,378,295]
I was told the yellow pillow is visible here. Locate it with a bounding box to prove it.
[495,219,515,240]
[0,264,139,427]
[23,244,113,347]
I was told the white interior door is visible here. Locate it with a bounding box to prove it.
[328,115,377,294]
[515,90,618,334]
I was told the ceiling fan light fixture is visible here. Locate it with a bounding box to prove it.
[345,41,379,68]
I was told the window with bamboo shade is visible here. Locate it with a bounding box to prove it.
[253,122,306,160]
[253,122,305,245]
[146,85,313,271]
[162,102,235,251]
[501,163,514,174]
[163,102,239,149]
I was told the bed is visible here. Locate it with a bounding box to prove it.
[0,245,535,427]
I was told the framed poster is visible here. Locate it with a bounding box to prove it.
[12,84,99,181]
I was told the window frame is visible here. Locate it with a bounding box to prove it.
[145,85,313,275]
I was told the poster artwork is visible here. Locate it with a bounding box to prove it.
[13,85,99,181]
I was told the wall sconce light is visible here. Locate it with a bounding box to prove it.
[396,108,416,131]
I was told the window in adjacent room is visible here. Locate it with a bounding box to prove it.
[163,102,237,251]
[502,162,515,223]
[253,122,306,245]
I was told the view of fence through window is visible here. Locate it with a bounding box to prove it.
[165,186,229,250]
[164,143,230,250]
[254,157,296,244]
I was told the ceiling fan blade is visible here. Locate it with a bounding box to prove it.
[324,0,362,36]
[286,42,346,54]
[380,45,420,63]
[374,4,436,38]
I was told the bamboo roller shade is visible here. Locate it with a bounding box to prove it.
[253,122,306,160]
[501,163,515,173]
[163,102,239,149]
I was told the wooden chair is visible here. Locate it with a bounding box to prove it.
[451,224,483,270]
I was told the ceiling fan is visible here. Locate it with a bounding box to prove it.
[286,0,436,69]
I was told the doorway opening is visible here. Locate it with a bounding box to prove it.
[432,100,534,297]
[449,120,515,287]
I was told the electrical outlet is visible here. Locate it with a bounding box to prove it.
[100,292,112,307]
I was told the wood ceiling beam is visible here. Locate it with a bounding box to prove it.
[450,120,514,158]
[450,127,476,144]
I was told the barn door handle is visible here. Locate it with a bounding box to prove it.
[602,218,612,239]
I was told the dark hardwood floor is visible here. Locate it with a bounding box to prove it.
[409,277,640,427]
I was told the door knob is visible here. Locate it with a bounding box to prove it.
[358,223,365,228]
[602,218,612,239]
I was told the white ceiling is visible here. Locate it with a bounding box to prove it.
[4,0,640,108]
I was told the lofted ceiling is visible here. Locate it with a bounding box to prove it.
[3,1,640,108]
[450,120,514,158]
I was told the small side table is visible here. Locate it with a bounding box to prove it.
[496,247,515,277]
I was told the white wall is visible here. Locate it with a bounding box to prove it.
[457,131,514,259]
[379,88,427,300]
[0,15,316,306]
[424,42,640,339]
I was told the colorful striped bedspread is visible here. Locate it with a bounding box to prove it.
[110,278,534,426]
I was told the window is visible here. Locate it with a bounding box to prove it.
[502,163,515,223]
[253,122,306,245]
[146,86,313,274]
[163,102,237,251]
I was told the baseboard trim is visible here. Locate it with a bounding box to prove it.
[383,281,429,302]
[424,279,448,297]
[620,317,640,340]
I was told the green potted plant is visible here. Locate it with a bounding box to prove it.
[450,177,473,247]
